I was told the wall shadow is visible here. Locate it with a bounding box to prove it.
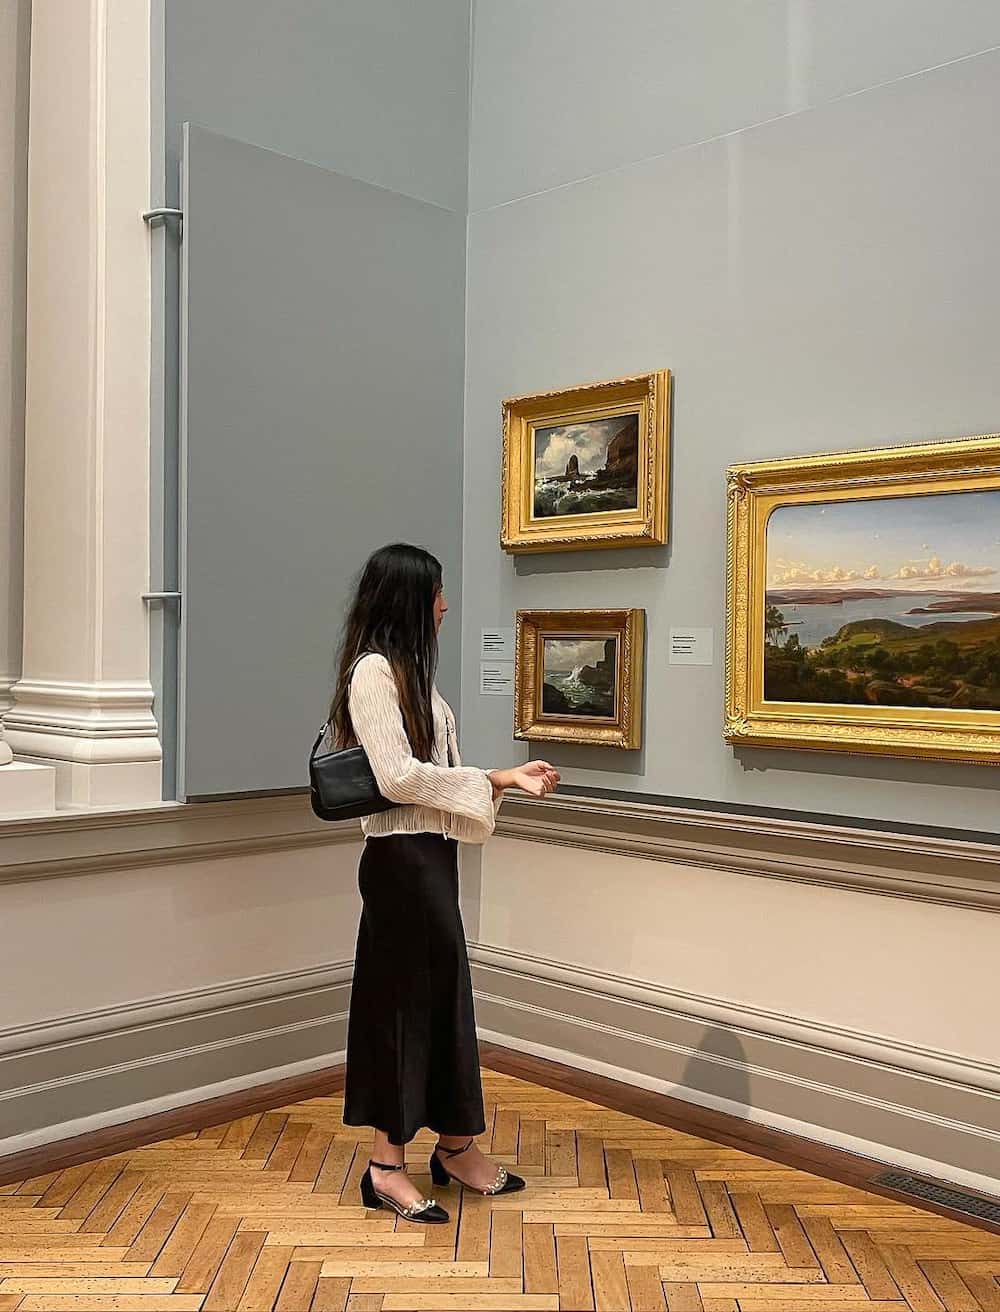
[735,742,1000,794]
[678,1026,751,1121]
[528,739,647,778]
[513,543,670,577]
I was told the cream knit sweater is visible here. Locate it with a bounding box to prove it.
[347,652,502,845]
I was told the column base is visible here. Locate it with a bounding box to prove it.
[4,678,163,809]
[0,761,56,815]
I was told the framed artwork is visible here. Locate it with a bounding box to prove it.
[501,371,671,553]
[514,608,644,749]
[725,433,1000,763]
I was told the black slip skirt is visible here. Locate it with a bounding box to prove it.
[342,831,486,1146]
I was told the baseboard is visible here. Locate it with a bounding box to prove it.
[471,947,1000,1195]
[5,937,997,1194]
[0,962,351,1154]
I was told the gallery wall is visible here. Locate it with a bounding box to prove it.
[462,2,1000,832]
[0,0,30,719]
[161,0,472,714]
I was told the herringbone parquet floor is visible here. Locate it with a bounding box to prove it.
[1,1069,998,1311]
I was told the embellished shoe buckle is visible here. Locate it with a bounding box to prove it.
[486,1164,508,1194]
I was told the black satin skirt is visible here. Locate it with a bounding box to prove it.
[342,832,486,1146]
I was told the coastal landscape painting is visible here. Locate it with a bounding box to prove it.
[532,414,639,519]
[501,371,670,552]
[515,608,644,748]
[764,490,1000,710]
[541,636,617,718]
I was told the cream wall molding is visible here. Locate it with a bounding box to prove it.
[0,677,16,719]
[471,949,1000,1191]
[0,957,354,1056]
[475,1022,1000,1198]
[497,793,1000,911]
[0,793,360,885]
[4,679,160,760]
[0,958,352,1150]
[470,942,1000,1094]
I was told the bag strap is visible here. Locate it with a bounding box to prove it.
[443,711,455,768]
[315,653,455,767]
[313,651,371,756]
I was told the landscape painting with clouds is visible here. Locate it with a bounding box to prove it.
[541,636,617,718]
[764,490,1000,708]
[532,414,639,519]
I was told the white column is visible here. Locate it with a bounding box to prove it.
[0,0,30,737]
[5,0,161,808]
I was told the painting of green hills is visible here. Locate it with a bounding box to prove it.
[764,490,1000,709]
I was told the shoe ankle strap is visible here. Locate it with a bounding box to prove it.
[437,1136,475,1158]
[369,1158,404,1171]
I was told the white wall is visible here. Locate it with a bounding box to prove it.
[463,4,1000,833]
[1,843,361,1033]
[0,0,30,716]
[475,837,997,1063]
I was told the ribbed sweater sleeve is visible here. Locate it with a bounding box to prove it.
[348,653,497,839]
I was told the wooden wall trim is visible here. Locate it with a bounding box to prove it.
[496,792,1000,911]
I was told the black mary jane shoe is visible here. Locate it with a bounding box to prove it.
[360,1158,449,1224]
[430,1135,526,1195]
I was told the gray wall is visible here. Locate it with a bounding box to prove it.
[161,0,472,779]
[0,0,30,715]
[166,0,471,211]
[462,3,1000,830]
[179,126,466,798]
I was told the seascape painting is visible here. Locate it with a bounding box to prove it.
[532,413,640,519]
[764,490,1000,710]
[541,636,617,718]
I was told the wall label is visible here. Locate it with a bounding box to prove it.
[481,627,515,660]
[480,660,515,696]
[669,626,714,666]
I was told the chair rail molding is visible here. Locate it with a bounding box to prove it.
[496,792,1000,911]
[0,792,360,885]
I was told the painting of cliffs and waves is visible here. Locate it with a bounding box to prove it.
[542,636,617,718]
[532,414,639,519]
[764,490,1000,710]
[502,371,670,553]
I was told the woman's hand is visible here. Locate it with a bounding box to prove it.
[489,761,560,800]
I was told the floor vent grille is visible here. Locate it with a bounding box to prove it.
[874,1170,1000,1225]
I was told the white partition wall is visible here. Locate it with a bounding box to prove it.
[178,126,466,799]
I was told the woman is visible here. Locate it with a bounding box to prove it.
[330,543,559,1224]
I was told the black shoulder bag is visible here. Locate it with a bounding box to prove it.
[308,654,400,822]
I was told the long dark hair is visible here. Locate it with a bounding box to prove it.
[330,543,442,762]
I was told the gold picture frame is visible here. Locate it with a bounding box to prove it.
[725,433,1000,764]
[515,609,645,749]
[501,371,671,553]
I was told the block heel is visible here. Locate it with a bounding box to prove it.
[359,1160,449,1224]
[430,1136,526,1195]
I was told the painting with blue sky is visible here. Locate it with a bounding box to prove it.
[763,490,1000,709]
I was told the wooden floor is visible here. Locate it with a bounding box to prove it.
[1,1067,998,1312]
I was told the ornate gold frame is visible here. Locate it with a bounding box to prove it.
[725,433,1000,764]
[501,371,671,553]
[514,609,644,749]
